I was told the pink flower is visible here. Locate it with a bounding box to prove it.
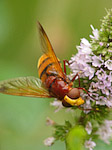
[92,55,104,67]
[96,120,112,144]
[50,99,64,112]
[85,122,92,135]
[106,96,112,108]
[85,138,96,150]
[46,117,55,126]
[108,71,112,82]
[90,25,99,40]
[96,96,107,105]
[105,59,112,70]
[77,38,92,54]
[44,137,55,146]
[89,82,98,93]
[96,69,107,80]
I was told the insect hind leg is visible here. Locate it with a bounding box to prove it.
[78,106,99,112]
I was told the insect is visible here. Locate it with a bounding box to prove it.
[0,22,85,107]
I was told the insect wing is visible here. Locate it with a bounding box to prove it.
[38,22,66,79]
[0,76,51,98]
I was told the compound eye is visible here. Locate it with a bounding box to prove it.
[67,88,80,99]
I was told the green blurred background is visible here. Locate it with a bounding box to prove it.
[0,0,112,150]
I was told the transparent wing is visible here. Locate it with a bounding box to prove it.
[0,76,51,98]
[38,22,66,79]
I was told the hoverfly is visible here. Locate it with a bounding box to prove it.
[0,22,85,107]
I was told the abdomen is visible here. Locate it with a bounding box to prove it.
[38,54,56,83]
[37,54,72,99]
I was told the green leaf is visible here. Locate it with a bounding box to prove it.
[54,121,72,141]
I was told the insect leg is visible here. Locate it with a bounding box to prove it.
[71,73,81,87]
[63,60,81,86]
[63,60,70,74]
[78,87,98,101]
[78,106,99,112]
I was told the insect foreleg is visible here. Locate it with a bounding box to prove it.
[63,60,70,74]
[63,60,81,86]
[78,87,98,101]
[71,73,81,87]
